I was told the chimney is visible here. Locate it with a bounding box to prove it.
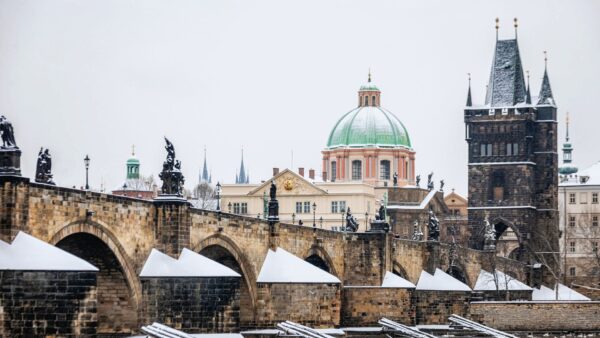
[309,169,315,180]
[273,167,279,176]
[298,167,305,177]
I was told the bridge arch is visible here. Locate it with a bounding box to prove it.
[50,220,140,335]
[392,261,409,280]
[194,234,258,328]
[492,216,524,260]
[304,246,339,278]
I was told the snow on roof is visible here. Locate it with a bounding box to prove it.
[416,268,471,291]
[560,161,600,186]
[0,231,98,271]
[140,248,240,278]
[130,334,244,338]
[381,271,416,288]
[532,284,591,301]
[386,189,437,210]
[474,269,532,291]
[257,247,341,284]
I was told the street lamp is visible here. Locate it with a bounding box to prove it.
[215,182,222,211]
[365,212,369,230]
[312,202,317,230]
[84,155,90,190]
[319,216,323,228]
[292,213,296,225]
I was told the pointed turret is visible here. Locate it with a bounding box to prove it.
[559,112,577,175]
[484,18,527,107]
[466,73,473,107]
[200,147,210,183]
[537,51,555,106]
[235,149,249,184]
[525,70,532,104]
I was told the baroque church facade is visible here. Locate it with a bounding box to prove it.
[465,21,559,264]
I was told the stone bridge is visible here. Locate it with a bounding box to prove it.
[0,177,527,334]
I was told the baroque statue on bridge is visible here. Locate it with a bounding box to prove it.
[427,172,434,190]
[35,148,55,185]
[158,137,185,196]
[483,217,497,250]
[0,115,17,148]
[345,207,359,232]
[427,207,440,241]
[267,180,279,225]
[411,220,424,241]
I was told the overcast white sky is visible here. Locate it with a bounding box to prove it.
[1,0,599,195]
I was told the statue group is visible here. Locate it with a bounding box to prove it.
[158,138,185,196]
[345,207,359,232]
[267,180,279,225]
[35,148,54,185]
[427,207,440,241]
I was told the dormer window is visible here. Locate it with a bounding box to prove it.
[501,108,508,115]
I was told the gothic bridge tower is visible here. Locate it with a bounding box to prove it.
[465,19,559,263]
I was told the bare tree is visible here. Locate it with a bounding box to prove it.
[529,226,562,300]
[570,208,600,285]
[193,182,215,209]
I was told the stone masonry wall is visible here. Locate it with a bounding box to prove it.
[0,270,97,337]
[255,283,340,328]
[343,233,386,286]
[140,277,240,333]
[469,301,600,331]
[415,290,471,325]
[341,287,414,326]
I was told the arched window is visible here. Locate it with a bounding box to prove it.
[331,162,337,182]
[492,171,506,202]
[352,160,362,180]
[372,95,376,106]
[380,160,390,180]
[364,96,369,106]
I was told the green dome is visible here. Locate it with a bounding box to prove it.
[127,157,140,165]
[326,106,412,149]
[359,83,380,91]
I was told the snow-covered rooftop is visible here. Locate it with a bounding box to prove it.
[0,231,98,271]
[139,248,241,278]
[416,268,471,291]
[381,271,416,288]
[257,247,341,284]
[560,161,600,187]
[532,284,591,301]
[387,189,437,210]
[474,269,532,291]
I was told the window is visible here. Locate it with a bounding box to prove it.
[303,201,311,213]
[511,143,519,156]
[331,201,346,213]
[501,108,508,115]
[593,193,598,204]
[480,143,493,156]
[296,202,303,214]
[487,144,493,156]
[569,241,576,253]
[569,193,576,204]
[480,144,486,156]
[569,215,576,227]
[580,192,588,204]
[233,202,248,215]
[364,96,369,106]
[593,242,599,252]
[593,216,599,227]
[569,267,576,276]
[492,171,505,202]
[380,160,391,180]
[506,143,512,156]
[352,160,362,180]
[372,95,376,106]
[331,161,337,182]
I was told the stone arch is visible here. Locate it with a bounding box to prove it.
[392,261,409,280]
[194,234,257,328]
[491,217,524,259]
[50,220,140,335]
[304,246,339,278]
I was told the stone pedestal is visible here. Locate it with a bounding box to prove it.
[368,220,390,233]
[0,148,21,176]
[267,199,279,225]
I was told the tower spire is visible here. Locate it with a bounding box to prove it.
[201,146,209,183]
[538,50,555,105]
[514,17,518,39]
[566,112,570,142]
[466,73,472,107]
[526,70,531,104]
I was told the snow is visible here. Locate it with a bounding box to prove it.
[416,269,471,291]
[474,269,532,291]
[340,327,383,333]
[130,334,243,338]
[387,189,436,210]
[468,206,536,210]
[0,231,98,271]
[257,247,341,283]
[139,248,240,278]
[468,161,536,166]
[241,329,344,336]
[381,271,416,288]
[532,284,591,301]
[560,161,600,187]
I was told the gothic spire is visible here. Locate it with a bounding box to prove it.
[485,18,527,107]
[236,148,248,184]
[466,73,472,107]
[525,70,532,104]
[537,51,555,106]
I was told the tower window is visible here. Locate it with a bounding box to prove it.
[512,143,519,156]
[569,215,576,227]
[380,160,391,180]
[569,241,576,253]
[331,162,337,182]
[593,193,599,204]
[492,171,505,201]
[372,95,376,106]
[569,267,576,276]
[593,216,598,227]
[365,96,369,106]
[569,193,576,204]
[352,160,362,180]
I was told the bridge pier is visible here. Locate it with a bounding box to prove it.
[153,199,191,258]
[0,177,30,243]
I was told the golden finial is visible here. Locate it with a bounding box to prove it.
[495,18,499,40]
[544,50,548,67]
[514,18,518,38]
[526,70,530,84]
[467,72,471,84]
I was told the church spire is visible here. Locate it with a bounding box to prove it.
[201,146,210,183]
[525,70,532,104]
[466,73,472,107]
[236,148,249,184]
[537,51,555,106]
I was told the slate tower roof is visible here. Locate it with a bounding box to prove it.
[538,65,555,106]
[484,39,528,107]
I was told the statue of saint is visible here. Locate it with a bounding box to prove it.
[427,207,440,241]
[269,180,277,200]
[0,115,17,148]
[393,172,398,186]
